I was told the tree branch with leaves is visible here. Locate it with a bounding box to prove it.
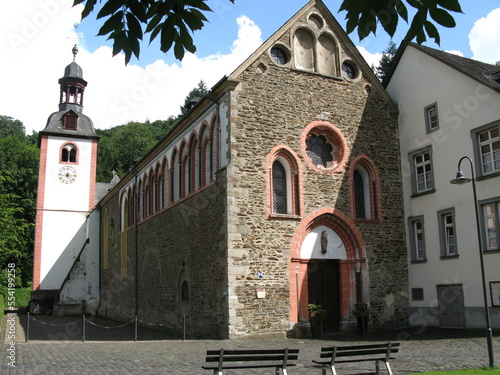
[73,0,234,64]
[340,0,463,46]
[73,0,462,64]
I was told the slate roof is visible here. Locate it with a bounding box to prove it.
[384,43,500,94]
[42,110,99,139]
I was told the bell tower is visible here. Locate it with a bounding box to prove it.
[32,46,100,299]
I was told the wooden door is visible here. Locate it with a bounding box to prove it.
[307,260,340,332]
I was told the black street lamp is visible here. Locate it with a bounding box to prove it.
[450,156,495,368]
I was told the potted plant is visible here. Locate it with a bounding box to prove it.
[352,302,370,335]
[308,304,327,338]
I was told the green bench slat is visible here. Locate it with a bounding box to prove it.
[202,363,297,370]
[203,348,299,373]
[206,354,299,362]
[313,342,400,375]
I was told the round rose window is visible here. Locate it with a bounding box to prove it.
[301,121,348,174]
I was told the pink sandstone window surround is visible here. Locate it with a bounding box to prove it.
[301,121,349,174]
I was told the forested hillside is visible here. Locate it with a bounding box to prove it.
[0,80,208,291]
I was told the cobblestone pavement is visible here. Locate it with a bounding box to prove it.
[1,311,499,374]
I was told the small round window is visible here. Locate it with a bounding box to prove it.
[270,46,289,65]
[342,61,358,80]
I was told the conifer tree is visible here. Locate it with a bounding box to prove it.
[375,41,398,82]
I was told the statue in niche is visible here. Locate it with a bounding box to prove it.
[321,230,328,254]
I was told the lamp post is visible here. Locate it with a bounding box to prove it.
[450,156,495,368]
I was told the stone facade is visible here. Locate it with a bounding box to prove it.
[97,0,408,338]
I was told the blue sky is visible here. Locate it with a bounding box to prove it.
[1,0,499,134]
[75,0,500,66]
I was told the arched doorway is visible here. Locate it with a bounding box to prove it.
[289,209,367,332]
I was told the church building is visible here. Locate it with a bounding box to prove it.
[32,0,409,338]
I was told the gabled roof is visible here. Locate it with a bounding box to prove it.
[228,0,397,110]
[384,43,500,94]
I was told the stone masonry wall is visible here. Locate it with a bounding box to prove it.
[225,49,408,336]
[99,180,229,339]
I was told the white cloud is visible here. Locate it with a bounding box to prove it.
[0,1,263,134]
[356,46,382,69]
[444,50,464,57]
[469,7,500,64]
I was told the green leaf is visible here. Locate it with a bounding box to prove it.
[406,0,424,9]
[416,28,427,44]
[174,39,185,60]
[435,0,463,13]
[183,9,206,31]
[128,32,141,58]
[98,11,124,36]
[401,13,422,45]
[149,24,163,44]
[77,0,96,20]
[127,0,148,22]
[145,13,163,33]
[160,21,177,53]
[429,7,456,28]
[179,22,195,52]
[357,12,377,40]
[379,4,399,37]
[125,12,143,40]
[184,0,212,12]
[345,14,360,35]
[339,0,364,13]
[97,0,125,19]
[395,0,408,22]
[112,31,127,56]
[424,20,441,45]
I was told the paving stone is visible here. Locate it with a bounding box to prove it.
[1,313,499,374]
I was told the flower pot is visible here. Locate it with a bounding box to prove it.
[311,322,322,338]
[357,317,368,335]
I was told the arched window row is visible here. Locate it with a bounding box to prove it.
[293,27,340,77]
[266,148,382,223]
[121,119,217,228]
[349,156,382,223]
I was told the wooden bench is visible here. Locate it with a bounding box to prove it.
[202,348,299,375]
[312,342,400,375]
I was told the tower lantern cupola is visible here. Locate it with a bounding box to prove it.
[58,45,87,113]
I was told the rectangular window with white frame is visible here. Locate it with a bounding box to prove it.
[409,146,435,196]
[425,103,439,133]
[409,216,426,262]
[471,122,500,177]
[438,208,457,258]
[481,199,499,251]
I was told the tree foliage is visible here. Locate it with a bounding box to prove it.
[340,0,463,46]
[74,0,462,64]
[0,116,39,287]
[180,79,209,114]
[74,0,234,64]
[96,118,177,182]
[375,41,398,82]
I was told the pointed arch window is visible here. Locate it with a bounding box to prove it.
[353,168,368,219]
[181,280,189,302]
[267,147,302,218]
[350,157,381,223]
[272,161,287,214]
[205,140,214,183]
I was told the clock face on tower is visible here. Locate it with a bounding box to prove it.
[58,166,77,184]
